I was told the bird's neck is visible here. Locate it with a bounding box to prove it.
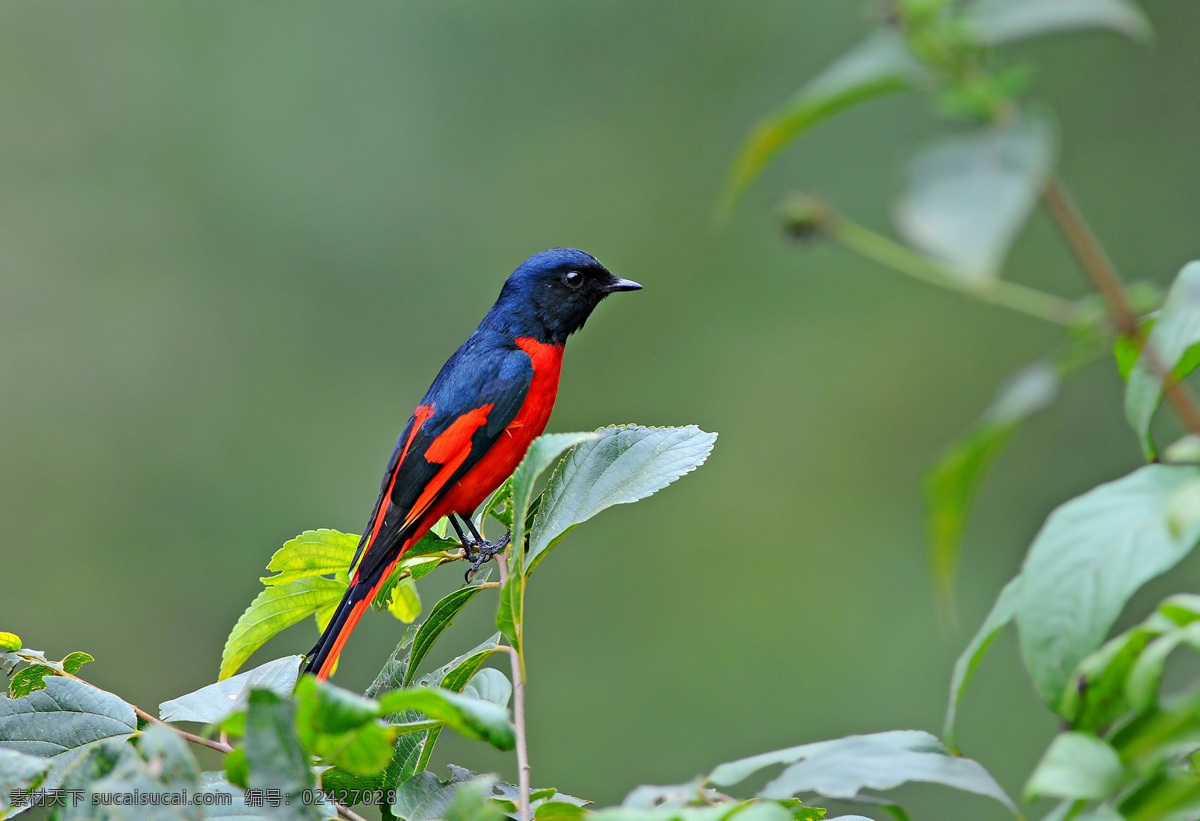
[479,302,566,346]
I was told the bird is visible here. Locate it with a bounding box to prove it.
[304,248,641,679]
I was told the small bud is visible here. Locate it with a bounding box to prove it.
[0,632,21,651]
[780,194,833,241]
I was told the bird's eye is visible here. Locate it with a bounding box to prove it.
[563,271,583,289]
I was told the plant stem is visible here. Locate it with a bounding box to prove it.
[823,209,1082,327]
[1043,176,1200,437]
[496,555,532,821]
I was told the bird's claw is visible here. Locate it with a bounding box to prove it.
[463,530,512,582]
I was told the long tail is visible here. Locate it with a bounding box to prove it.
[304,546,410,680]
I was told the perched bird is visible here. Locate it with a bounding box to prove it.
[305,248,641,679]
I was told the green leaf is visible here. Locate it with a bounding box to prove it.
[528,425,718,574]
[0,633,20,652]
[756,732,1016,814]
[943,576,1023,749]
[243,689,320,821]
[1126,621,1200,711]
[711,730,942,787]
[1126,262,1200,459]
[221,576,345,680]
[0,676,137,775]
[389,578,423,623]
[1118,769,1200,821]
[895,117,1055,283]
[1016,465,1200,704]
[198,771,341,820]
[262,529,358,586]
[294,676,397,776]
[444,773,505,821]
[160,656,303,724]
[365,625,419,699]
[534,802,588,821]
[405,578,491,688]
[722,29,925,211]
[0,748,48,816]
[500,431,600,649]
[927,362,1058,600]
[1026,733,1126,801]
[1060,614,1172,732]
[61,652,93,675]
[379,686,514,750]
[8,666,54,699]
[391,769,493,821]
[81,725,201,821]
[963,0,1151,45]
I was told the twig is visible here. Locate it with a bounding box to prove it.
[496,555,532,821]
[798,202,1081,327]
[1043,176,1200,437]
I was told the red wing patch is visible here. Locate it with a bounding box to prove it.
[424,405,493,463]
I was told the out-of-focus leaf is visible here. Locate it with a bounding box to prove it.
[444,773,505,821]
[895,117,1055,283]
[81,726,201,821]
[389,578,423,623]
[1126,621,1200,711]
[723,29,925,210]
[0,748,48,816]
[1118,768,1200,821]
[262,530,358,587]
[1165,476,1200,537]
[1126,262,1200,460]
[963,0,1152,44]
[1016,465,1200,704]
[711,731,942,787]
[462,669,511,711]
[199,771,340,820]
[943,576,1023,749]
[1025,733,1126,800]
[1165,434,1200,464]
[0,676,137,778]
[379,687,514,751]
[528,425,717,573]
[405,577,491,688]
[499,432,600,649]
[221,577,345,680]
[0,634,20,652]
[1060,614,1173,731]
[243,690,320,821]
[753,733,1015,813]
[927,362,1058,600]
[160,656,303,724]
[294,677,397,776]
[392,769,492,821]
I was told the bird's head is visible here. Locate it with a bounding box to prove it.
[493,248,641,343]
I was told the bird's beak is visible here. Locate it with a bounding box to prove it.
[605,277,643,293]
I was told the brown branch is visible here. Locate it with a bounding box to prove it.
[1043,176,1200,438]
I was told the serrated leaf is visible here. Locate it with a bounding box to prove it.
[0,676,137,765]
[1127,262,1200,459]
[895,117,1055,283]
[221,576,345,680]
[160,656,303,724]
[392,769,491,821]
[756,733,1016,814]
[379,687,514,751]
[528,425,717,574]
[365,626,419,700]
[963,0,1151,45]
[243,690,320,821]
[82,725,201,821]
[262,530,359,586]
[943,576,1023,749]
[1016,465,1200,704]
[1025,733,1126,801]
[722,29,925,211]
[927,362,1058,601]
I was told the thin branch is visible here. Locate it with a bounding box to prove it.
[496,555,532,821]
[793,201,1082,327]
[1043,176,1200,437]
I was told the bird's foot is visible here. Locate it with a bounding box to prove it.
[463,531,512,582]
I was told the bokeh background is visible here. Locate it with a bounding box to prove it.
[3,2,1200,818]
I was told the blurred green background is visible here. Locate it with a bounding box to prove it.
[3,1,1199,817]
